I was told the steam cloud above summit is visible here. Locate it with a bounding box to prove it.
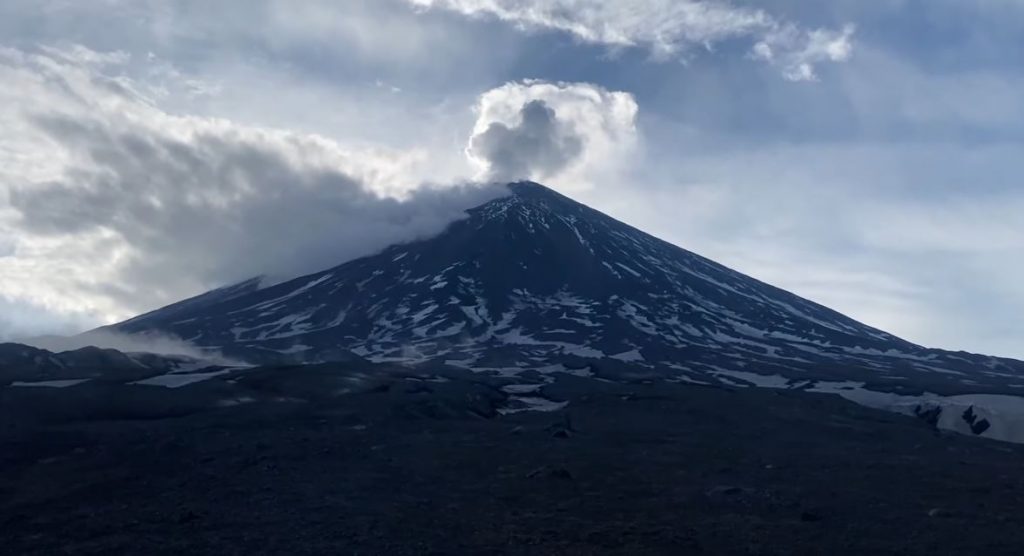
[468,81,638,191]
[469,100,583,182]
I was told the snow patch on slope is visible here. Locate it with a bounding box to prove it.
[705,369,1024,445]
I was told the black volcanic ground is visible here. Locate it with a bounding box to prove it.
[4,365,1024,555]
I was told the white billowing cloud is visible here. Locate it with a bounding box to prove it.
[0,45,504,334]
[752,23,855,81]
[470,99,583,181]
[409,0,854,80]
[468,80,638,190]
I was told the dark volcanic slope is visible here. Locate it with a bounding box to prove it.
[113,182,1024,393]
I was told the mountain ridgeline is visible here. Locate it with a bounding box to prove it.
[109,182,1024,396]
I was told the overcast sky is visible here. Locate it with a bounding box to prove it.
[1,0,1022,358]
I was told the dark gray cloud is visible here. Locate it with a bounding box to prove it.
[0,238,14,258]
[0,296,96,341]
[468,99,584,182]
[9,111,504,315]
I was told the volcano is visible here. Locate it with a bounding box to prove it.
[109,182,1024,397]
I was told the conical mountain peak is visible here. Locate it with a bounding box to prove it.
[111,181,1024,393]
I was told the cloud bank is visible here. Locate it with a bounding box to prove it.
[0,46,506,334]
[0,46,630,339]
[409,0,854,80]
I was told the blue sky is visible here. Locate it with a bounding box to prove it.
[1,0,1022,358]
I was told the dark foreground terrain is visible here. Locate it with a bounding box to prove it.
[3,365,1024,555]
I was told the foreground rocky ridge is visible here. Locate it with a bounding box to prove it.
[0,342,203,385]
[4,362,1024,555]
[7,344,1024,444]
